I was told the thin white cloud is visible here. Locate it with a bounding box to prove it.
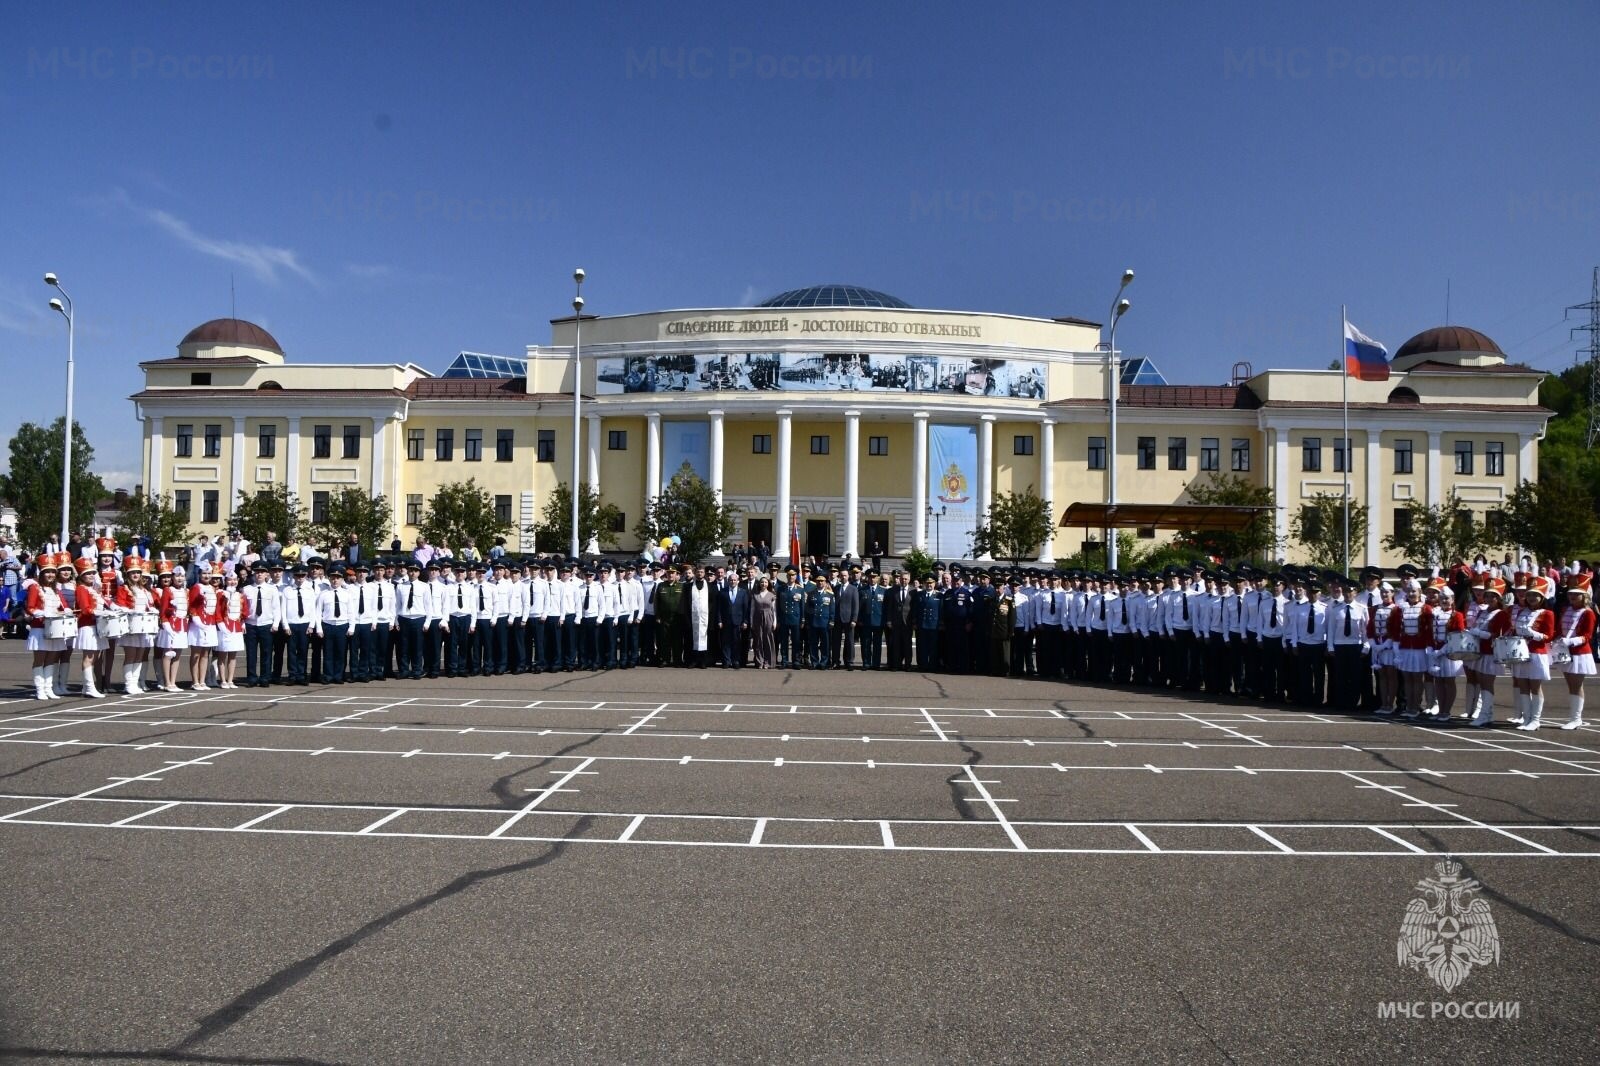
[95,469,141,491]
[107,189,316,286]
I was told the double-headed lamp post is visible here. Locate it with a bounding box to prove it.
[45,273,75,549]
[570,268,586,560]
[1105,269,1133,570]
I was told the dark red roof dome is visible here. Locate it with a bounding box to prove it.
[1394,325,1502,361]
[180,318,283,354]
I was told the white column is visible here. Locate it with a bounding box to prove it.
[912,412,929,550]
[370,418,386,497]
[1426,430,1442,507]
[1038,419,1055,563]
[285,416,301,498]
[1271,427,1289,557]
[775,409,792,559]
[585,413,601,554]
[708,409,725,500]
[843,409,861,558]
[977,414,995,560]
[147,416,164,497]
[1518,432,1535,484]
[230,419,246,502]
[1364,429,1381,566]
[646,411,662,499]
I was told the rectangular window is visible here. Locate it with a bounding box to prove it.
[494,495,512,525]
[751,434,772,454]
[202,490,219,524]
[496,429,514,462]
[189,371,211,386]
[1301,436,1322,472]
[257,425,276,458]
[1486,508,1506,541]
[407,428,424,461]
[1087,436,1106,470]
[1200,438,1219,472]
[1136,526,1156,540]
[1486,441,1504,476]
[1013,435,1034,456]
[537,430,556,463]
[1299,504,1323,542]
[464,429,482,462]
[175,424,193,458]
[1167,436,1186,470]
[312,491,329,525]
[1137,436,1156,470]
[203,424,222,458]
[609,511,627,534]
[174,490,191,519]
[313,425,331,459]
[405,494,423,526]
[435,428,454,462]
[1454,440,1474,475]
[1394,439,1413,475]
[1231,438,1250,472]
[1332,437,1350,474]
[810,435,830,455]
[1393,507,1413,542]
[342,425,361,459]
[869,435,889,456]
[607,429,627,450]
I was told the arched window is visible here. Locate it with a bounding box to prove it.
[257,380,283,390]
[1387,386,1420,404]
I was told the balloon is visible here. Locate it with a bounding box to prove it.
[670,535,682,546]
[659,537,673,549]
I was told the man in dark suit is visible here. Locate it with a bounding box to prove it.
[883,570,916,670]
[833,569,861,669]
[716,573,750,668]
[344,533,362,567]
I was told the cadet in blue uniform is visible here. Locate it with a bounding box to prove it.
[778,566,805,668]
[806,576,836,669]
[943,575,973,674]
[915,576,942,670]
[860,571,887,669]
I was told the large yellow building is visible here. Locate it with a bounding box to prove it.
[133,287,1550,566]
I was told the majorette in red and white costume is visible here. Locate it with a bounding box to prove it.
[217,580,248,654]
[1556,573,1596,731]
[187,568,221,649]
[156,561,191,651]
[1386,594,1435,675]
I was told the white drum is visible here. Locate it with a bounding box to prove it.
[1550,642,1573,666]
[128,613,159,636]
[44,615,78,641]
[1494,635,1530,664]
[1444,630,1478,661]
[96,614,128,640]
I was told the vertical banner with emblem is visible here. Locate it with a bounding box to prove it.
[660,420,711,493]
[928,423,978,560]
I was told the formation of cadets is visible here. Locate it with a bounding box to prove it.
[16,541,1595,731]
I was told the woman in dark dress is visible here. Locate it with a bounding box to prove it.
[752,577,778,669]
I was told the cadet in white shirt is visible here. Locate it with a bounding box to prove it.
[314,568,357,684]
[242,567,281,688]
[395,559,431,680]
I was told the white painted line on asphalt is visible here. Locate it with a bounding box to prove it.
[749,818,767,846]
[357,809,409,834]
[1247,825,1294,853]
[1125,825,1161,852]
[961,764,1027,851]
[111,802,180,826]
[1367,826,1426,853]
[490,757,596,837]
[879,821,895,849]
[234,805,293,829]
[617,814,646,842]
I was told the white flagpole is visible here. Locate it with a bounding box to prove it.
[1341,305,1351,577]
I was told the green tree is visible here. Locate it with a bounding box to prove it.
[417,479,510,554]
[111,493,192,554]
[0,418,105,548]
[1176,472,1279,562]
[228,483,306,549]
[305,487,393,556]
[540,481,623,553]
[1290,492,1369,572]
[1501,472,1600,562]
[970,487,1054,563]
[1383,490,1488,566]
[633,463,740,563]
[901,545,937,581]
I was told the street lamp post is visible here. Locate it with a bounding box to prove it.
[569,268,585,560]
[926,503,946,558]
[45,273,74,550]
[1105,269,1133,571]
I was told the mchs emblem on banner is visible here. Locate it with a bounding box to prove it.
[1397,861,1501,993]
[938,463,970,504]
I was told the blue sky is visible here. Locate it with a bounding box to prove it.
[3,0,1597,490]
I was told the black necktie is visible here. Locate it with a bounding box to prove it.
[1121,598,1128,624]
[1344,605,1351,636]
[407,582,414,609]
[358,588,365,615]
[1270,599,1278,627]
[378,586,384,609]
[1099,597,1106,621]
[333,592,341,619]
[478,587,485,611]
[1305,604,1313,634]
[1181,594,1189,621]
[457,587,463,610]
[297,588,304,614]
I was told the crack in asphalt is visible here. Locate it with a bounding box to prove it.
[1360,746,1597,841]
[169,817,596,1055]
[1148,971,1240,1065]
[487,731,608,807]
[0,1047,347,1065]
[945,740,984,821]
[1407,828,1600,949]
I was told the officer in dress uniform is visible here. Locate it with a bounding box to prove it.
[861,570,887,669]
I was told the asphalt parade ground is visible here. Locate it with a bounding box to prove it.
[0,641,1596,1064]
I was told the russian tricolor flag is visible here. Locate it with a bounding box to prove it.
[1344,318,1390,382]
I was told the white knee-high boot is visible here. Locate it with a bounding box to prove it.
[124,664,144,695]
[1562,690,1585,730]
[53,662,71,697]
[32,666,49,700]
[1519,694,1544,730]
[83,671,104,699]
[1512,691,1527,725]
[1471,689,1493,726]
[1462,683,1479,718]
[40,665,58,699]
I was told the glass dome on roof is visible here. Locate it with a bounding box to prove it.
[756,284,911,309]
